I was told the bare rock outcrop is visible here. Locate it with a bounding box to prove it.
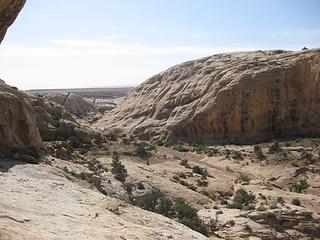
[97,49,320,144]
[45,92,96,116]
[0,81,43,156]
[28,94,93,143]
[0,0,26,43]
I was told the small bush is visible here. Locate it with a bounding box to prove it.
[180,159,190,167]
[111,152,127,182]
[207,148,219,157]
[194,144,205,153]
[269,142,282,154]
[69,136,82,148]
[192,166,208,176]
[254,145,265,160]
[93,132,104,145]
[197,179,208,187]
[228,189,255,210]
[225,166,233,172]
[289,180,309,193]
[237,173,251,184]
[122,137,131,145]
[106,131,119,141]
[174,199,207,236]
[291,198,301,206]
[174,144,189,152]
[135,189,162,211]
[164,140,175,147]
[232,151,243,160]
[276,196,285,204]
[135,143,148,156]
[157,197,173,217]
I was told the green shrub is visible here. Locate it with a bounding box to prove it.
[289,180,309,193]
[135,189,162,211]
[225,166,233,172]
[254,145,265,160]
[111,152,127,182]
[207,148,219,157]
[122,137,131,145]
[157,197,173,217]
[106,131,119,141]
[197,179,208,187]
[232,151,243,160]
[276,196,285,204]
[135,143,148,156]
[164,140,175,147]
[180,159,190,167]
[93,132,104,145]
[228,189,255,210]
[192,166,208,176]
[195,144,205,153]
[175,199,197,219]
[174,199,208,236]
[174,144,189,152]
[291,198,301,206]
[237,173,251,184]
[269,142,282,154]
[69,136,82,148]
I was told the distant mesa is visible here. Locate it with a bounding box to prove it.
[97,49,320,144]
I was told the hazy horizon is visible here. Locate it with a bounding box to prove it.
[0,0,319,90]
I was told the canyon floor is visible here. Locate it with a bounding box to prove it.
[1,89,320,239]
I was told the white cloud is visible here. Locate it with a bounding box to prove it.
[0,39,257,89]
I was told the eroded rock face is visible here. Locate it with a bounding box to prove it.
[0,81,43,156]
[97,49,320,143]
[0,0,26,43]
[45,92,96,116]
[28,94,93,143]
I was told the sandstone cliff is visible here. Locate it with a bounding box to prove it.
[97,49,320,143]
[0,0,26,43]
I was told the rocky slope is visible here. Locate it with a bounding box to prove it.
[97,49,320,144]
[0,0,26,43]
[0,159,206,240]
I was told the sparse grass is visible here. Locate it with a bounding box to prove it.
[289,180,309,193]
[237,172,251,184]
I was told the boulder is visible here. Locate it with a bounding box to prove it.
[0,81,43,156]
[45,92,96,116]
[97,49,320,144]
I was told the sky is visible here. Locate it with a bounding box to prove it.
[0,0,319,90]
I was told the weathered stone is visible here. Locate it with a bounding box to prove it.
[97,49,320,144]
[0,0,26,43]
[0,81,43,156]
